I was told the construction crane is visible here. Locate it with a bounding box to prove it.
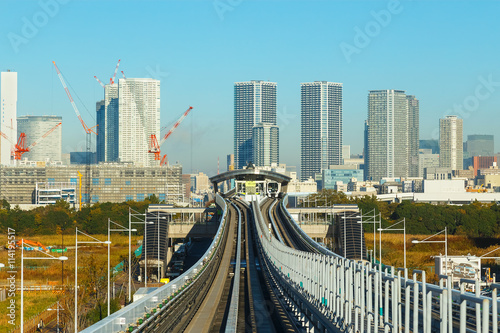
[160,154,167,166]
[13,122,62,160]
[111,59,121,84]
[0,131,15,160]
[94,59,121,88]
[148,106,193,161]
[53,61,97,205]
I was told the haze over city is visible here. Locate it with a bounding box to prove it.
[1,0,499,176]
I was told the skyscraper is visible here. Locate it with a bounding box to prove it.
[96,83,119,163]
[300,81,343,180]
[252,122,279,167]
[234,80,277,169]
[439,115,463,170]
[366,90,418,181]
[0,71,17,166]
[118,78,160,167]
[17,116,62,162]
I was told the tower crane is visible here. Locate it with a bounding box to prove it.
[14,122,62,160]
[148,106,193,161]
[53,61,97,204]
[94,59,121,88]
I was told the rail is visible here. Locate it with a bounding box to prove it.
[80,193,229,333]
[224,201,242,332]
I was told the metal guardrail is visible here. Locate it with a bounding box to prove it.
[253,196,500,333]
[80,194,229,333]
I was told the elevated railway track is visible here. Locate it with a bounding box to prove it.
[82,193,499,333]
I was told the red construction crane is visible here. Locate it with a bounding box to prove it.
[53,62,98,136]
[14,122,62,160]
[94,76,105,88]
[93,59,121,88]
[160,154,167,166]
[53,61,96,204]
[148,106,193,160]
[111,59,121,84]
[121,70,127,79]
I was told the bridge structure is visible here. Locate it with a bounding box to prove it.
[81,168,499,333]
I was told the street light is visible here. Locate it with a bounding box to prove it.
[47,301,64,333]
[412,227,448,275]
[20,239,68,333]
[108,218,136,316]
[378,218,406,269]
[75,228,111,333]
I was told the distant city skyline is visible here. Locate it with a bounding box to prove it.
[2,1,500,175]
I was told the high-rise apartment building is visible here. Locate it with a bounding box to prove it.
[300,81,343,180]
[1,71,17,165]
[366,90,418,181]
[234,80,277,170]
[96,79,159,166]
[96,83,119,163]
[17,116,62,162]
[252,122,279,167]
[439,116,463,170]
[118,78,160,167]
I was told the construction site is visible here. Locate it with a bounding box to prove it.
[0,60,194,208]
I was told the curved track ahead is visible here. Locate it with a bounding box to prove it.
[261,198,318,253]
[149,197,297,333]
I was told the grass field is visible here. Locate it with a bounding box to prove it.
[365,233,500,282]
[0,234,142,329]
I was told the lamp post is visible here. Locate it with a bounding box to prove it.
[378,218,406,269]
[75,228,111,333]
[47,301,64,333]
[20,239,68,333]
[108,218,136,316]
[412,227,448,275]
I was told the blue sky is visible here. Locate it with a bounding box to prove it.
[1,0,499,176]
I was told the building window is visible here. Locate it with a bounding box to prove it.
[70,178,77,185]
[82,193,89,202]
[159,193,166,201]
[125,180,131,185]
[125,195,133,201]
[92,178,99,185]
[136,194,145,201]
[105,178,111,185]
[91,195,99,203]
[48,178,55,184]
